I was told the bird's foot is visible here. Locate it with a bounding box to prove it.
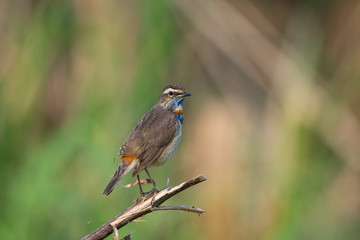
[150,188,159,203]
[134,188,158,202]
[134,191,145,203]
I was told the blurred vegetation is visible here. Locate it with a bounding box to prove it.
[1,0,360,239]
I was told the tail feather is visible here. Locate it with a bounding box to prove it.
[102,160,137,196]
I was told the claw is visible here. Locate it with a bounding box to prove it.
[150,188,158,203]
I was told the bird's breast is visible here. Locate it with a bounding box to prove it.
[152,122,182,166]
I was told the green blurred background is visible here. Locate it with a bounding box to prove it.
[1,0,360,239]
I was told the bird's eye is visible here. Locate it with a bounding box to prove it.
[169,91,174,96]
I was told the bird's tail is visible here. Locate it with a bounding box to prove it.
[102,157,138,197]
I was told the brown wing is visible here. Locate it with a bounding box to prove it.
[119,105,178,175]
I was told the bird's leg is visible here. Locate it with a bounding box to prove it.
[145,168,158,193]
[136,174,145,197]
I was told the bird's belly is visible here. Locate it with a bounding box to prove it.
[152,124,182,166]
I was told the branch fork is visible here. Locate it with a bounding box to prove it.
[81,174,207,240]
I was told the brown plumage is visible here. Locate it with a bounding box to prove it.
[103,84,191,196]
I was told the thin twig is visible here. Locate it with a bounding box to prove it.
[81,174,207,240]
[153,205,205,215]
[117,179,151,188]
[110,224,118,240]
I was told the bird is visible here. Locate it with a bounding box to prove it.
[103,84,191,197]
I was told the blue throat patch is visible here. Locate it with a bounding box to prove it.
[169,97,184,124]
[176,115,183,124]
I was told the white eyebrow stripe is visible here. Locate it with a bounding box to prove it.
[163,88,183,94]
[163,88,174,94]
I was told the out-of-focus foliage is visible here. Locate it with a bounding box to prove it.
[1,0,360,239]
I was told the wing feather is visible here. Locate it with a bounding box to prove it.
[119,106,177,175]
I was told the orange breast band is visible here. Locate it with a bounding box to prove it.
[174,107,183,116]
[121,156,136,164]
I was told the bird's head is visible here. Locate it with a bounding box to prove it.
[158,84,191,115]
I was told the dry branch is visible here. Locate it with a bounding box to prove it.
[117,179,151,188]
[81,174,207,240]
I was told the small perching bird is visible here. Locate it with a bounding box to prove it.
[103,84,191,197]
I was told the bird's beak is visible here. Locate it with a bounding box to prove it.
[183,92,191,97]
